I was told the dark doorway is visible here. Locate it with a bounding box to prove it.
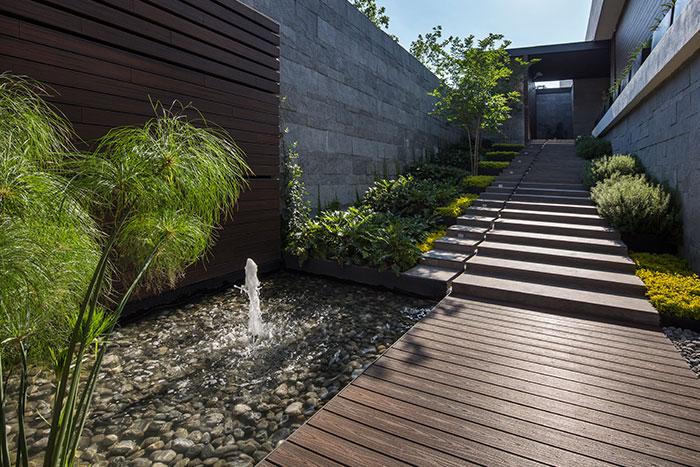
[534,86,574,139]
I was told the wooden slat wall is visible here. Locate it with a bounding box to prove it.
[0,0,281,293]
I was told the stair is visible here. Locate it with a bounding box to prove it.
[465,256,646,296]
[446,140,659,327]
[451,273,658,326]
[476,241,636,273]
[420,249,469,270]
[493,218,620,240]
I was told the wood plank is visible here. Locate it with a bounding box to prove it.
[286,425,404,467]
[409,323,700,394]
[179,0,280,39]
[331,391,542,466]
[380,349,700,437]
[389,339,700,424]
[263,441,344,467]
[369,354,700,457]
[439,296,671,344]
[10,23,279,106]
[434,299,685,357]
[351,374,672,466]
[422,312,692,371]
[337,385,609,467]
[307,410,467,467]
[4,1,279,92]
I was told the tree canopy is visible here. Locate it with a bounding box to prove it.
[411,27,534,175]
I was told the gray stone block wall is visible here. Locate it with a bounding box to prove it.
[573,78,609,137]
[602,50,700,273]
[238,0,463,207]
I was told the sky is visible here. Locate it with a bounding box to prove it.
[380,0,593,51]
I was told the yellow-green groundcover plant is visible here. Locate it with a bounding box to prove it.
[630,252,700,320]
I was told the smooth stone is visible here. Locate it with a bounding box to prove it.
[172,437,195,453]
[233,404,251,416]
[284,402,303,417]
[111,440,138,456]
[151,449,177,462]
[129,459,153,467]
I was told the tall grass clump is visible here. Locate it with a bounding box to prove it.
[590,174,682,244]
[582,154,645,188]
[0,74,250,466]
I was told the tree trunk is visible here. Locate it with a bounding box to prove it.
[473,115,482,176]
[465,127,473,171]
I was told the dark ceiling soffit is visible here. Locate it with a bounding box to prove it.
[507,40,611,57]
[507,40,611,81]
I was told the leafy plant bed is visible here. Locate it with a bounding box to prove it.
[478,167,504,176]
[630,252,700,321]
[283,254,448,298]
[491,143,524,151]
[485,151,518,162]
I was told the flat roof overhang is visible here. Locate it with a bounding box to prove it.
[508,40,611,81]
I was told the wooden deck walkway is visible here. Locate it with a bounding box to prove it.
[261,141,700,466]
[261,297,700,466]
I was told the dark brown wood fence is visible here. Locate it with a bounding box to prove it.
[0,0,281,295]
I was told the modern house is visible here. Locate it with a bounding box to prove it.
[508,0,700,272]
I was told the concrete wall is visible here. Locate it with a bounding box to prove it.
[602,50,700,272]
[238,0,463,207]
[573,78,609,137]
[535,88,574,139]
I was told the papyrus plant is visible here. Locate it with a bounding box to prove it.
[0,73,250,466]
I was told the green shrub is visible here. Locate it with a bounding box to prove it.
[479,161,509,169]
[417,228,446,253]
[407,163,470,184]
[485,151,518,159]
[491,143,524,151]
[463,175,495,188]
[361,175,457,217]
[630,252,700,319]
[431,147,471,170]
[575,135,612,159]
[590,175,682,243]
[582,154,644,188]
[433,193,480,217]
[287,207,433,274]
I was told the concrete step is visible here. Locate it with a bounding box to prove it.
[478,192,509,201]
[465,256,646,296]
[510,193,593,206]
[476,241,636,273]
[420,249,469,270]
[457,214,495,228]
[515,188,589,198]
[493,218,620,240]
[462,206,501,217]
[505,201,599,215]
[401,265,461,297]
[485,230,627,255]
[518,182,585,190]
[472,199,506,209]
[485,187,515,195]
[500,209,608,227]
[434,236,479,253]
[447,224,488,240]
[452,273,658,326]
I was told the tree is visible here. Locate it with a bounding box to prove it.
[350,0,398,41]
[0,74,250,466]
[411,27,535,175]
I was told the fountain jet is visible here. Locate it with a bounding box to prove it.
[243,258,265,338]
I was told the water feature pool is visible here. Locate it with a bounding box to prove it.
[16,270,436,466]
